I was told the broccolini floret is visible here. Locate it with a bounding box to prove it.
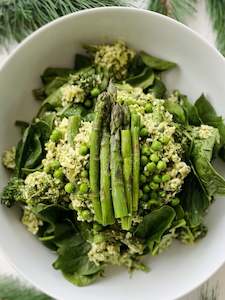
[1,177,25,207]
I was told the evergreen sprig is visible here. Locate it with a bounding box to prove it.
[0,276,53,300]
[148,0,197,23]
[206,0,225,56]
[0,0,132,44]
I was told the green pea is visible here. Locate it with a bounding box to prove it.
[50,160,61,170]
[141,155,148,166]
[80,209,91,220]
[157,160,167,171]
[151,140,162,151]
[140,128,149,137]
[150,191,158,199]
[79,143,89,156]
[144,169,150,177]
[159,191,166,197]
[160,135,170,145]
[162,173,171,182]
[53,168,64,180]
[171,197,180,206]
[145,103,153,113]
[143,185,150,194]
[81,170,88,178]
[150,153,160,163]
[150,182,159,190]
[140,174,147,184]
[50,129,62,142]
[93,223,102,232]
[65,182,75,193]
[153,175,161,183]
[146,162,156,173]
[139,190,144,199]
[141,145,151,155]
[142,194,149,202]
[84,99,92,108]
[79,182,89,194]
[91,87,100,97]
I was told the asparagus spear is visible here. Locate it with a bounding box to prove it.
[100,126,115,225]
[110,104,128,219]
[90,92,110,223]
[68,115,81,145]
[121,105,133,230]
[131,112,140,212]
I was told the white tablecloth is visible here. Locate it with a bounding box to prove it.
[0,1,225,299]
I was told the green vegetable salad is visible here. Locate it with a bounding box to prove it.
[2,41,225,286]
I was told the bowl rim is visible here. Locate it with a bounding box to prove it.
[1,6,225,300]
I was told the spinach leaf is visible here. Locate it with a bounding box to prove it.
[190,126,225,196]
[128,54,146,76]
[135,206,176,241]
[24,133,42,169]
[126,67,155,89]
[15,120,30,135]
[179,95,201,126]
[53,234,102,286]
[180,171,210,228]
[195,94,225,158]
[41,68,76,84]
[164,100,186,124]
[140,51,177,71]
[148,78,167,98]
[44,77,69,96]
[74,54,92,70]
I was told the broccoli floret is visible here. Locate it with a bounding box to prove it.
[1,177,25,207]
[23,171,64,206]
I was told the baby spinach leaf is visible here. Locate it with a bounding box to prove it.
[15,120,30,135]
[135,206,176,241]
[179,95,201,126]
[164,100,186,124]
[44,77,69,96]
[126,67,155,89]
[128,54,146,76]
[74,54,92,70]
[190,127,225,196]
[53,233,102,286]
[24,133,42,169]
[195,94,225,159]
[63,272,100,287]
[148,78,167,98]
[180,172,210,228]
[140,51,177,71]
[41,68,76,85]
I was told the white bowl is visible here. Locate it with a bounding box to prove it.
[1,7,225,300]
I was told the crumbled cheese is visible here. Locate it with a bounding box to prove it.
[2,147,16,170]
[199,124,215,139]
[22,207,43,235]
[94,41,135,80]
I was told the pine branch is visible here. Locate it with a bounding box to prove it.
[0,276,53,300]
[0,0,133,44]
[148,0,197,23]
[206,0,225,56]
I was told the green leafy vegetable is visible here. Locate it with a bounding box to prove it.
[164,100,186,124]
[135,206,176,241]
[140,51,177,71]
[126,67,155,89]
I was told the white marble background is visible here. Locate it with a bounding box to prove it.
[0,0,224,299]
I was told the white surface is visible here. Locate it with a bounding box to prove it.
[0,3,225,300]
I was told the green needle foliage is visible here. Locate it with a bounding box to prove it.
[0,276,53,300]
[148,0,197,23]
[206,0,225,56]
[0,0,132,44]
